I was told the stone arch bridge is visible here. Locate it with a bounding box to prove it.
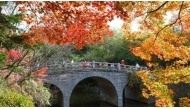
[44,61,148,107]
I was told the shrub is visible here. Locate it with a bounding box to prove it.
[0,88,34,107]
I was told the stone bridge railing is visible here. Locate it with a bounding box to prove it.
[45,61,148,73]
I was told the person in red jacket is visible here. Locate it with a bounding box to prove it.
[121,60,125,67]
[83,61,86,67]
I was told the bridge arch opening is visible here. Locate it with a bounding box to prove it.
[44,83,63,107]
[70,76,118,107]
[122,82,150,106]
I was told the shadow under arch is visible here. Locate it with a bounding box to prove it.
[122,82,155,107]
[44,83,63,107]
[70,76,118,107]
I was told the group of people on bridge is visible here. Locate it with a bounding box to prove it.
[70,59,141,68]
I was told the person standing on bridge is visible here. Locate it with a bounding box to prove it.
[71,60,74,67]
[71,60,74,64]
[135,62,140,71]
[87,62,91,66]
[121,60,125,67]
[135,62,140,68]
[83,61,86,67]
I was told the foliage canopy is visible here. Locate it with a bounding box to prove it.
[2,1,190,107]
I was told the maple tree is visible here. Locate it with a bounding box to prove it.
[119,1,190,107]
[15,1,118,49]
[0,1,51,106]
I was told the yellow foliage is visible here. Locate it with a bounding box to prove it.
[179,97,190,107]
[127,2,190,104]
[137,65,190,106]
[155,98,174,107]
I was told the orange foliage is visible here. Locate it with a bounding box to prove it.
[33,67,48,84]
[179,97,190,107]
[13,1,190,106]
[155,98,174,107]
[118,1,190,107]
[15,1,121,49]
[34,67,48,77]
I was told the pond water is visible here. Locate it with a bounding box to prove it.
[70,91,155,107]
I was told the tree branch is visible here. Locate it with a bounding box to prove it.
[11,2,17,15]
[17,50,49,85]
[143,2,169,35]
[137,1,169,17]
[152,1,184,45]
[4,50,29,80]
[147,1,169,14]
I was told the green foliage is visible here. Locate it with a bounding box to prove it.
[0,2,51,107]
[70,54,83,62]
[6,13,23,24]
[0,52,7,67]
[22,80,51,106]
[35,30,145,65]
[0,76,5,86]
[187,93,190,98]
[127,72,149,103]
[33,44,75,67]
[71,30,144,65]
[0,1,7,6]
[23,42,44,51]
[127,72,142,89]
[0,88,34,107]
[14,67,24,73]
[82,44,114,62]
[0,2,26,50]
[0,13,24,49]
[114,31,145,65]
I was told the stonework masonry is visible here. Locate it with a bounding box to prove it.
[45,71,128,107]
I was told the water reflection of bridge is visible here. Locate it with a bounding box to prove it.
[44,61,149,107]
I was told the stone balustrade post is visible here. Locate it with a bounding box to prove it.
[64,63,67,69]
[129,66,132,72]
[145,67,148,71]
[92,61,95,68]
[117,63,121,71]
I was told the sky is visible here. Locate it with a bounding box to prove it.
[107,17,124,29]
[108,16,139,31]
[108,12,173,31]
